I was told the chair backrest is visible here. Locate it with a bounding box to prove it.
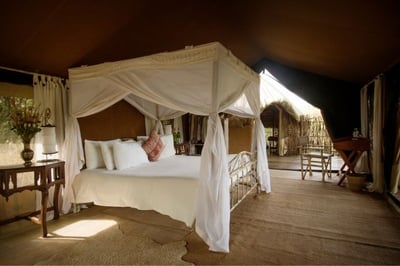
[322,143,334,155]
[267,136,278,142]
[298,136,309,146]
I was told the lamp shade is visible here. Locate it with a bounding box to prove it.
[41,126,57,154]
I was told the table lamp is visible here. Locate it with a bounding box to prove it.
[39,108,58,162]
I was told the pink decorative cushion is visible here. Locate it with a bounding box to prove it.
[142,130,165,161]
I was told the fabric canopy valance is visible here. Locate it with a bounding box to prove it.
[64,42,271,252]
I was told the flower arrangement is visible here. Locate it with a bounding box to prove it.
[8,99,42,144]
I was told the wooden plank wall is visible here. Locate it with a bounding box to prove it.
[78,100,146,141]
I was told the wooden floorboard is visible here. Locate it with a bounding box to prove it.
[0,169,399,265]
[267,154,344,172]
[183,170,400,265]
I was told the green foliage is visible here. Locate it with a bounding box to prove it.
[264,127,273,138]
[0,96,36,144]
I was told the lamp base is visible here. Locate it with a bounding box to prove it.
[38,152,58,163]
[37,159,59,163]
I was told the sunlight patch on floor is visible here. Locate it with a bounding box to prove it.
[52,219,117,238]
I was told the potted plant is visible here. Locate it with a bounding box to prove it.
[346,173,367,192]
[8,99,42,166]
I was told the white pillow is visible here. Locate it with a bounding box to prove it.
[159,134,176,159]
[100,139,120,170]
[84,140,105,169]
[113,141,149,170]
[136,136,149,144]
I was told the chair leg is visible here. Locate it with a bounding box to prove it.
[322,157,332,180]
[328,157,332,179]
[301,158,306,180]
[300,153,305,180]
[307,157,312,176]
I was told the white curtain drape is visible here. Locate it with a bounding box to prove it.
[145,116,157,135]
[33,74,68,212]
[245,84,270,192]
[124,94,185,135]
[64,42,267,252]
[370,76,385,193]
[144,116,183,137]
[33,74,67,158]
[224,83,271,192]
[62,114,85,215]
[224,117,229,153]
[195,113,230,252]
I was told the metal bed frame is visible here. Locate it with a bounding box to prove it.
[73,151,259,214]
[228,151,259,210]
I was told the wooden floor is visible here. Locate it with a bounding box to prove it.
[184,170,400,264]
[1,168,399,265]
[267,153,344,172]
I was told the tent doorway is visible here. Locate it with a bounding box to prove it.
[261,103,300,156]
[262,105,279,155]
[259,69,339,174]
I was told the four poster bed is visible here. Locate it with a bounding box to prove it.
[64,42,271,252]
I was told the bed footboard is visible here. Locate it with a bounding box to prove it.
[228,151,259,210]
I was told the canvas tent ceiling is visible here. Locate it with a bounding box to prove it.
[1,1,399,140]
[0,0,399,86]
[66,42,270,253]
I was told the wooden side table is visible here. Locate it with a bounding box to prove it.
[0,160,65,237]
[174,143,189,155]
[333,137,370,186]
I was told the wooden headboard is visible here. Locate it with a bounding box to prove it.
[78,100,146,141]
[229,123,253,154]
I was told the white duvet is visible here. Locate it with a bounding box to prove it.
[72,155,202,227]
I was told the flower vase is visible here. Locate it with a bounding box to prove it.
[21,140,34,166]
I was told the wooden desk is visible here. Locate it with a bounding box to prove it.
[333,137,370,185]
[0,160,65,237]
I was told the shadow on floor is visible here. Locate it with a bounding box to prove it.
[267,154,344,172]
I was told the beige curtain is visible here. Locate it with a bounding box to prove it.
[355,85,370,173]
[370,76,385,193]
[390,103,400,193]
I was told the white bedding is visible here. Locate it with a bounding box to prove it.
[72,155,202,227]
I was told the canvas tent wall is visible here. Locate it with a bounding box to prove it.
[64,42,270,253]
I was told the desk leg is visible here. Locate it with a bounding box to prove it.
[53,183,61,220]
[337,173,347,186]
[41,190,48,237]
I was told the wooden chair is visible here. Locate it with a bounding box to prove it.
[267,136,278,155]
[299,136,334,182]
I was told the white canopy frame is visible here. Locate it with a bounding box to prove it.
[64,42,270,252]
